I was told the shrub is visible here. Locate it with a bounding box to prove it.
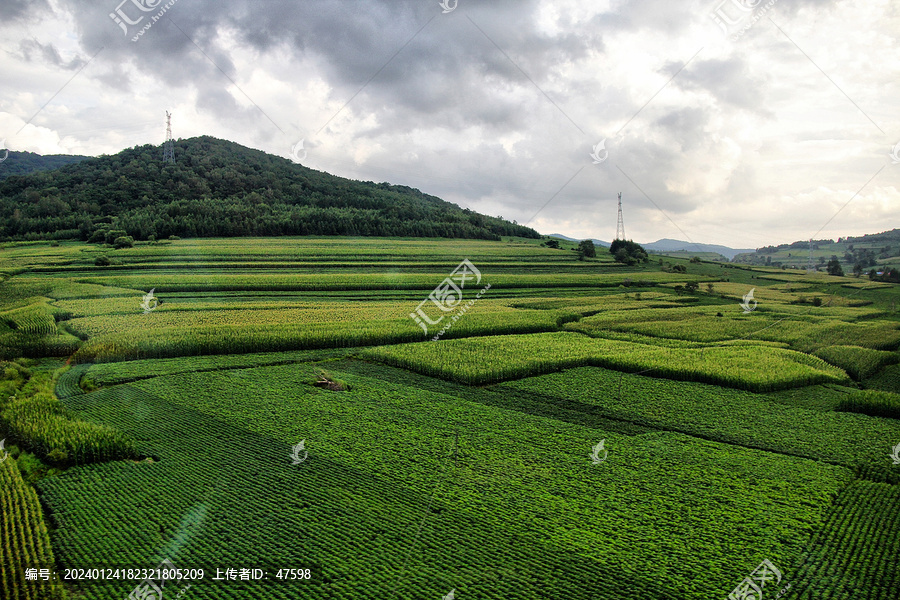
[95,255,111,266]
[87,229,107,244]
[312,369,351,391]
[45,449,69,465]
[104,229,128,244]
[113,236,134,249]
[80,377,99,392]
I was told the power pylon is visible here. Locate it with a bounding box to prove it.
[163,111,175,164]
[807,239,814,272]
[615,192,626,241]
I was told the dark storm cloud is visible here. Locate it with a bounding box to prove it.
[57,0,602,135]
[0,0,51,21]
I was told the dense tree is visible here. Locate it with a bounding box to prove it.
[0,136,540,242]
[577,240,596,258]
[0,151,90,180]
[610,239,648,265]
[826,259,844,276]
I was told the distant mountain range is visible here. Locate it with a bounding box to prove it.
[547,234,754,260]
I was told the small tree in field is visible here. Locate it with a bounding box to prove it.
[577,240,596,258]
[826,259,844,276]
[609,239,648,265]
[113,236,134,249]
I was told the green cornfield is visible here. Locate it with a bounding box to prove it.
[0,455,65,600]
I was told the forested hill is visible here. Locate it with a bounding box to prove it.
[0,150,91,180]
[0,136,539,242]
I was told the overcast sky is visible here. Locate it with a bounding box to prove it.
[1,0,897,248]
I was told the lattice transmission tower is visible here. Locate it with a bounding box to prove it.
[163,111,175,164]
[615,192,626,240]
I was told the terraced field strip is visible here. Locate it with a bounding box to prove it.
[494,364,900,481]
[361,331,851,391]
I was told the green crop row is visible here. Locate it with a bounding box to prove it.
[71,308,575,364]
[0,298,80,359]
[0,368,138,466]
[790,480,900,599]
[73,271,692,293]
[82,348,355,387]
[361,332,851,391]
[0,331,81,361]
[0,455,65,600]
[36,360,851,599]
[836,389,900,419]
[495,364,900,478]
[866,363,900,393]
[0,300,65,336]
[813,345,900,380]
[567,308,900,352]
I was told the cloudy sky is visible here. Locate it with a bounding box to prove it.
[1,0,897,249]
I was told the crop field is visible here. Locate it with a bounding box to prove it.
[1,237,899,600]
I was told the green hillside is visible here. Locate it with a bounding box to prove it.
[0,137,539,242]
[734,230,900,280]
[0,151,90,181]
